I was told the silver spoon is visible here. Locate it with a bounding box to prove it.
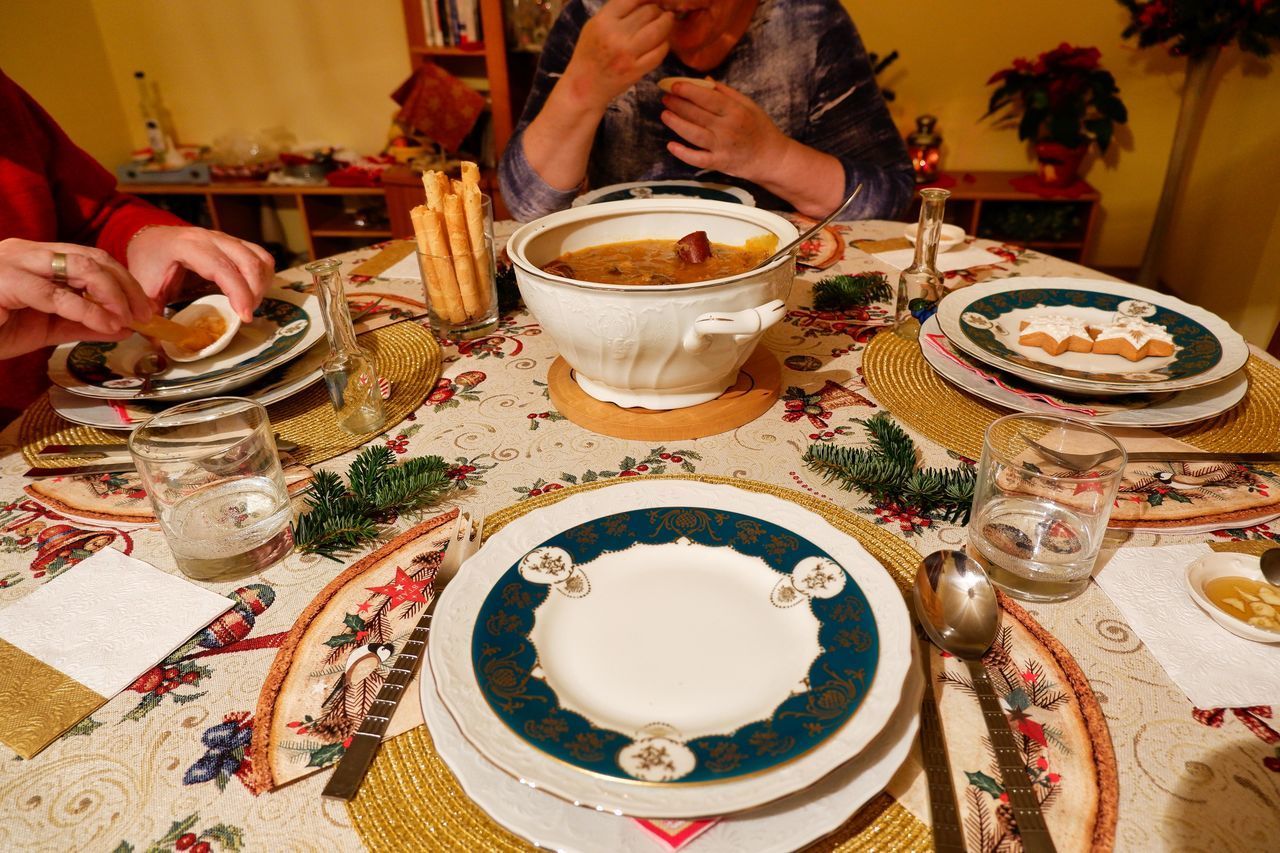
[1022,434,1124,471]
[914,550,1058,853]
[755,183,863,270]
[1261,548,1280,587]
[135,350,170,397]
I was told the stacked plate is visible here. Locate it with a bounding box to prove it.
[925,277,1251,427]
[45,290,325,430]
[425,480,919,851]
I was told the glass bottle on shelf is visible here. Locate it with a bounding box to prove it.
[306,259,387,435]
[894,188,951,330]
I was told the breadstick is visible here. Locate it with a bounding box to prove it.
[462,182,492,312]
[421,208,467,324]
[443,193,483,318]
[410,205,451,323]
[422,170,446,212]
[460,161,480,189]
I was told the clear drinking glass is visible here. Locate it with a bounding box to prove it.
[307,258,387,435]
[128,398,293,581]
[894,188,950,328]
[967,414,1126,602]
[417,234,499,340]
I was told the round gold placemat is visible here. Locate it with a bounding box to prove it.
[863,329,1280,459]
[19,321,440,468]
[348,474,932,853]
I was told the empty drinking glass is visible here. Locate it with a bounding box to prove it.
[967,414,1126,602]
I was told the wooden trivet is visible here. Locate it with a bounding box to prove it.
[546,347,780,441]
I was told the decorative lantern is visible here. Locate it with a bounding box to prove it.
[906,115,942,184]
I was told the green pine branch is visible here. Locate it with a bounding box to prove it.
[802,412,975,524]
[293,446,450,560]
[812,273,892,312]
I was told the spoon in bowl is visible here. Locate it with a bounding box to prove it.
[755,183,863,270]
[914,550,1058,853]
[1261,548,1280,587]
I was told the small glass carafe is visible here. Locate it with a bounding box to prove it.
[305,259,387,435]
[894,188,951,329]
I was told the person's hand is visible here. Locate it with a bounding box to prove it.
[661,81,788,182]
[564,0,674,111]
[0,238,153,359]
[127,226,274,323]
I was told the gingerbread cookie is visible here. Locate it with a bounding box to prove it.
[1018,315,1095,356]
[1088,315,1174,361]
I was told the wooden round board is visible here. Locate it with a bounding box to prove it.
[547,347,781,441]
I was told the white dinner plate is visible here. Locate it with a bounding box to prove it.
[422,647,923,853]
[573,180,755,208]
[429,480,912,818]
[919,315,1249,427]
[48,342,325,430]
[47,289,323,401]
[935,277,1248,395]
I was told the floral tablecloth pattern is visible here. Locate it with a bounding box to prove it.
[0,221,1277,852]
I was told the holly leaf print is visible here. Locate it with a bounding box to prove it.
[307,741,346,768]
[965,770,1005,799]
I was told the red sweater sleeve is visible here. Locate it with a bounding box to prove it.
[0,69,186,264]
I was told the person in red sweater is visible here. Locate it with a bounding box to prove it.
[0,68,274,420]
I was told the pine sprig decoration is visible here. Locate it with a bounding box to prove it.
[812,273,892,312]
[293,446,450,559]
[802,411,975,524]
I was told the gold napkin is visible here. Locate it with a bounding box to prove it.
[0,549,230,758]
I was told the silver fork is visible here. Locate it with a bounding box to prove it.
[1023,435,1124,470]
[437,507,485,586]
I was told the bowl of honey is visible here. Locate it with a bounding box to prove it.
[1184,551,1280,643]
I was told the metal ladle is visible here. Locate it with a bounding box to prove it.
[754,184,863,270]
[914,550,1057,853]
[1261,548,1280,587]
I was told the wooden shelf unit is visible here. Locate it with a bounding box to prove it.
[123,182,391,262]
[906,170,1101,264]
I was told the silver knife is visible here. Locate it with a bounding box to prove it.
[37,437,300,458]
[322,588,441,801]
[1125,451,1280,464]
[917,641,966,853]
[24,461,139,478]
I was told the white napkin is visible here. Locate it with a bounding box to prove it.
[0,547,231,697]
[874,245,1003,273]
[1094,544,1280,708]
[381,252,424,280]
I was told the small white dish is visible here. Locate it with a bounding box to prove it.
[904,222,965,252]
[1184,551,1280,644]
[160,295,242,362]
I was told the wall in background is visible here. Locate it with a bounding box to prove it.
[0,0,133,168]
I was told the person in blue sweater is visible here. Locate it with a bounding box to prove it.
[499,0,912,221]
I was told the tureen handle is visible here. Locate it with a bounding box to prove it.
[682,299,787,354]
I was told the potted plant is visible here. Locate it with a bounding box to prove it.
[985,44,1128,187]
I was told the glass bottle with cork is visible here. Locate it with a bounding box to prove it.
[306,259,387,435]
[894,188,951,330]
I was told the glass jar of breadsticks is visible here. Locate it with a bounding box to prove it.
[411,162,500,340]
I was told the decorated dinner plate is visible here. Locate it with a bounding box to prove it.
[429,480,912,818]
[48,342,325,430]
[573,180,756,208]
[47,290,323,400]
[919,315,1249,427]
[936,277,1248,395]
[421,646,922,852]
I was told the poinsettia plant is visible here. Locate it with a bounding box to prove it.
[985,43,1128,152]
[1118,0,1280,58]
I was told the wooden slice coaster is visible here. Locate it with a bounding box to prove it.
[547,347,781,441]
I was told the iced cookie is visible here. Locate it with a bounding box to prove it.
[1018,314,1095,356]
[1089,315,1174,361]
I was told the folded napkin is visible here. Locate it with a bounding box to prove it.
[1005,426,1280,531]
[1094,544,1280,708]
[391,62,486,153]
[873,244,1004,273]
[0,548,231,758]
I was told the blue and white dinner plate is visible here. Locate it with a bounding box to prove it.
[428,480,912,818]
[936,277,1248,396]
[47,289,323,401]
[573,180,756,208]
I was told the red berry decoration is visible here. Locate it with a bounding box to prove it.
[181,671,199,684]
[164,667,179,680]
[670,455,683,463]
[636,465,649,472]
[175,834,197,850]
[190,842,211,853]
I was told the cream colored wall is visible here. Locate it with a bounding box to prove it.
[0,0,132,167]
[1158,55,1280,346]
[88,0,410,156]
[847,0,1185,271]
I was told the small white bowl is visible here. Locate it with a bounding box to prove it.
[160,295,242,363]
[1184,551,1280,644]
[904,222,965,253]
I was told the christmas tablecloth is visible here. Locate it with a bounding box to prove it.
[1,221,1277,852]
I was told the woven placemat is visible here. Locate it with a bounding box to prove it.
[348,475,928,853]
[19,321,440,468]
[864,329,1280,459]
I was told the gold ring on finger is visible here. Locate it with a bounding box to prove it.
[51,252,69,284]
